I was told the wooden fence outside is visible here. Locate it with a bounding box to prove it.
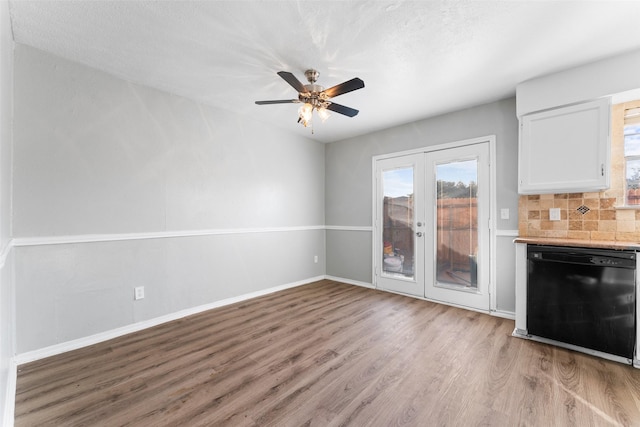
[436,198,478,272]
[383,197,477,274]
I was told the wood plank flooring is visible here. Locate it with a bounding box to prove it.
[14,279,640,426]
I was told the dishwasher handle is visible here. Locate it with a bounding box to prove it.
[528,247,636,269]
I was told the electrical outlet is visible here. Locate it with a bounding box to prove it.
[500,208,510,220]
[314,255,318,263]
[134,286,145,300]
[549,208,561,221]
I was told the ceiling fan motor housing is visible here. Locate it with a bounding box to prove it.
[301,70,327,107]
[299,83,329,108]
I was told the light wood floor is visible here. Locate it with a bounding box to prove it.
[14,280,640,426]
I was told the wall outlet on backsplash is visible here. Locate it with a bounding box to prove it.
[549,208,561,221]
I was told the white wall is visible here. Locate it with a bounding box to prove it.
[0,0,14,422]
[325,98,519,313]
[12,44,326,354]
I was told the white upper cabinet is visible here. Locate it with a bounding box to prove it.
[518,98,610,194]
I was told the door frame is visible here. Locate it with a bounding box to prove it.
[372,135,498,313]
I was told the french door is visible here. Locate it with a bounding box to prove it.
[375,153,425,296]
[374,141,491,311]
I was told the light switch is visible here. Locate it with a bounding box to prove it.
[550,208,561,221]
[500,208,510,220]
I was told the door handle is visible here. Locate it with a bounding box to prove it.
[416,232,423,237]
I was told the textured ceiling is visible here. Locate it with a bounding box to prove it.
[8,0,640,143]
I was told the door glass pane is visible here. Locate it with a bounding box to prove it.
[435,159,478,289]
[382,167,414,279]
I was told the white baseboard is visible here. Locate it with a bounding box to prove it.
[491,309,516,320]
[14,276,325,365]
[3,358,16,427]
[324,275,374,289]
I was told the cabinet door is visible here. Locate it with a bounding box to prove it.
[518,98,610,194]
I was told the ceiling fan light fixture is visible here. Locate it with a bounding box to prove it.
[317,107,331,123]
[298,103,313,127]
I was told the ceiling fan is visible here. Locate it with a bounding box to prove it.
[255,69,365,128]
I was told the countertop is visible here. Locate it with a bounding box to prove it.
[513,236,640,251]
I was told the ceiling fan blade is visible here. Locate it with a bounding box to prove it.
[324,77,365,98]
[277,71,307,93]
[326,102,359,117]
[255,100,299,105]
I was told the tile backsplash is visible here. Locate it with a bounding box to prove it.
[518,192,640,241]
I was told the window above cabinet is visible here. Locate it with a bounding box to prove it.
[620,101,640,207]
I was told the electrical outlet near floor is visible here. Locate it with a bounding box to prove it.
[134,286,145,300]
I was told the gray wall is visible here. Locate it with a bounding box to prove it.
[0,0,14,422]
[0,1,15,424]
[0,0,9,249]
[325,98,519,313]
[10,42,520,358]
[12,44,326,353]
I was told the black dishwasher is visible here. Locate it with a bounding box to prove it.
[527,245,636,360]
